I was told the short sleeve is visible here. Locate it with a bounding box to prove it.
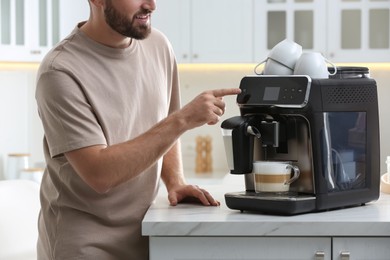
[36,70,107,158]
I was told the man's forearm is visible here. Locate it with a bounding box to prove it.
[161,141,186,191]
[66,88,240,193]
[65,113,188,193]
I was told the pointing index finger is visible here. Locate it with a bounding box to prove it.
[211,88,241,98]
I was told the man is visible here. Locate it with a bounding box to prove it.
[35,0,240,259]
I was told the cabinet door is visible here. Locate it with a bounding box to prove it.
[153,0,253,63]
[254,0,327,63]
[333,237,390,260]
[0,0,32,62]
[2,0,62,62]
[57,0,89,41]
[152,0,191,63]
[191,0,253,63]
[29,0,56,61]
[0,0,89,62]
[29,0,89,61]
[150,237,332,260]
[327,0,390,62]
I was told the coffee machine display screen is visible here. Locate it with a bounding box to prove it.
[237,76,311,108]
[263,87,280,101]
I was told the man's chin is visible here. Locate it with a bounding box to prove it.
[126,27,151,40]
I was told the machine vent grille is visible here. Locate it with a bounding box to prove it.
[324,85,377,104]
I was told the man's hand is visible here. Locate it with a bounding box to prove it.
[167,184,220,206]
[178,88,241,129]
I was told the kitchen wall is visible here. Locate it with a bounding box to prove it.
[0,65,42,178]
[0,63,389,179]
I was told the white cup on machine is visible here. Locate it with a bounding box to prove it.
[255,39,302,75]
[253,161,300,193]
[293,52,337,79]
[263,59,294,75]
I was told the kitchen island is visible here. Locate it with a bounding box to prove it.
[142,174,390,260]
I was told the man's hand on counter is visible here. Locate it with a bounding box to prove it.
[167,184,221,206]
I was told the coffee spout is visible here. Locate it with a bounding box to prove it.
[247,126,261,139]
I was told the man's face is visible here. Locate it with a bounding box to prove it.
[104,0,153,40]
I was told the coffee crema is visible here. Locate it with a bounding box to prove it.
[255,174,289,183]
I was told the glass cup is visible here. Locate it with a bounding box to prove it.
[253,161,300,193]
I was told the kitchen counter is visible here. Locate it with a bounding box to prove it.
[142,174,390,260]
[143,174,390,237]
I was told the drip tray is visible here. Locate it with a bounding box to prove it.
[225,191,316,215]
[234,191,315,201]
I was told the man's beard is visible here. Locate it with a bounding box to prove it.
[104,1,151,40]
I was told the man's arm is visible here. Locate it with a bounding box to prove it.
[65,88,241,194]
[65,112,186,194]
[161,141,186,190]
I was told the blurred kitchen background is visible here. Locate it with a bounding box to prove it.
[0,0,389,181]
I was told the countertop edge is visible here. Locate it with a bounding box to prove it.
[142,177,390,237]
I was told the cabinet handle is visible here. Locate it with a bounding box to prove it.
[193,54,199,59]
[315,251,325,260]
[340,251,350,260]
[30,50,41,55]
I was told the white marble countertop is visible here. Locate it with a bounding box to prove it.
[142,174,390,237]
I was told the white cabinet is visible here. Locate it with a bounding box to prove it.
[327,0,390,62]
[253,0,390,63]
[150,237,332,260]
[152,0,190,62]
[332,237,390,260]
[2,0,389,63]
[0,0,32,61]
[155,0,389,63]
[149,236,390,260]
[0,0,89,62]
[253,0,327,62]
[57,0,89,40]
[152,0,253,63]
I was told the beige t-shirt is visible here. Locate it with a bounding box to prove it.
[35,24,180,259]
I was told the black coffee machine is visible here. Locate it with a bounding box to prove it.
[221,68,380,215]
